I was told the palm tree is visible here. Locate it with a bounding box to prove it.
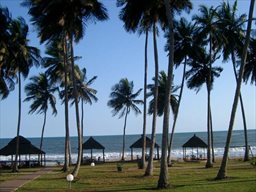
[217,0,250,161]
[142,0,167,177]
[79,69,97,141]
[8,17,41,172]
[24,0,108,177]
[147,71,178,117]
[185,48,222,168]
[66,68,98,141]
[108,78,143,160]
[216,0,255,180]
[158,0,192,188]
[141,29,149,169]
[243,38,256,85]
[44,39,84,171]
[147,71,179,166]
[118,0,169,175]
[192,5,222,167]
[165,17,200,166]
[24,73,58,163]
[117,0,150,169]
[43,39,71,172]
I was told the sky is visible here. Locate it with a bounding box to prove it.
[0,0,255,139]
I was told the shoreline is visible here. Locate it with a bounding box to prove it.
[1,146,254,167]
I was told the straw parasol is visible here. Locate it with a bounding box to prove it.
[129,135,160,160]
[82,137,105,162]
[0,135,45,166]
[182,134,207,160]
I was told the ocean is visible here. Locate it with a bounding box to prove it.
[0,129,255,165]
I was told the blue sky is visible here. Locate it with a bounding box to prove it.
[0,0,255,138]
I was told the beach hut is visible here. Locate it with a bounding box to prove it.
[129,135,160,160]
[82,137,105,163]
[182,134,207,161]
[0,135,45,167]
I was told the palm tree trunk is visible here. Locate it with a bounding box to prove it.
[210,108,215,162]
[122,107,129,161]
[69,35,82,178]
[39,111,47,163]
[231,52,249,161]
[63,36,70,172]
[12,71,21,172]
[145,22,159,176]
[216,0,254,180]
[167,58,187,166]
[81,100,84,144]
[80,101,84,164]
[158,1,174,188]
[141,30,148,169]
[206,37,213,168]
[206,76,213,168]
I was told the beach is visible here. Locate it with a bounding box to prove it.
[0,129,255,165]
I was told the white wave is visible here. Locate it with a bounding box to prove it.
[1,146,255,166]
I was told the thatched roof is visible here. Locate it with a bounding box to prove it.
[182,134,207,148]
[0,135,45,155]
[82,137,105,150]
[130,135,160,149]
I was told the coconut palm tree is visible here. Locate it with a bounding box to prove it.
[117,0,150,169]
[141,29,149,169]
[185,47,222,169]
[43,39,71,171]
[147,71,179,165]
[147,71,179,117]
[158,0,192,188]
[44,39,83,171]
[216,0,255,180]
[243,38,256,85]
[216,0,250,161]
[142,1,169,176]
[118,0,169,175]
[165,17,200,166]
[108,78,143,160]
[8,17,41,172]
[79,69,97,141]
[192,5,222,167]
[118,0,160,174]
[24,0,108,177]
[66,68,98,142]
[24,73,58,162]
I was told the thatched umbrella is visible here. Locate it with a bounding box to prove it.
[130,135,160,160]
[182,134,207,160]
[0,135,45,166]
[82,137,105,162]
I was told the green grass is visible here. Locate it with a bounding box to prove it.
[2,159,255,191]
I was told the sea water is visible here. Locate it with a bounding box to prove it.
[0,130,255,165]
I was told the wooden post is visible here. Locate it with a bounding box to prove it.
[131,148,133,161]
[103,149,105,162]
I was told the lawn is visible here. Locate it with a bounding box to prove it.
[2,159,255,191]
[0,167,41,183]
